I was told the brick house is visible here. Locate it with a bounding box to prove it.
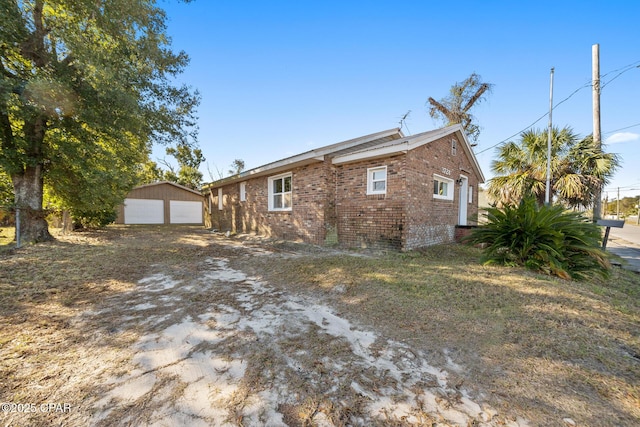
[202,124,484,250]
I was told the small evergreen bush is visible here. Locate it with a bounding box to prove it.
[465,197,610,280]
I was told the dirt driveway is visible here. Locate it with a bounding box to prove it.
[4,226,638,426]
[79,234,522,426]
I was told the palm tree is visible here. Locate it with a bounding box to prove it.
[487,127,619,209]
[427,73,492,144]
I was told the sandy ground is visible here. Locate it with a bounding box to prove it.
[67,238,530,427]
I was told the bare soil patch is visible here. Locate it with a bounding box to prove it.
[0,226,638,426]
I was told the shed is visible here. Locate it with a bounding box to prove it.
[115,181,204,225]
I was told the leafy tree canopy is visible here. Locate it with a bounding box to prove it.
[0,0,200,242]
[604,196,640,218]
[228,158,245,176]
[163,143,205,190]
[0,167,12,207]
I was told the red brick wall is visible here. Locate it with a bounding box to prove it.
[208,163,330,245]
[334,155,407,250]
[405,135,480,249]
[207,133,482,250]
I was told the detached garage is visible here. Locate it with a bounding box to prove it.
[115,181,204,225]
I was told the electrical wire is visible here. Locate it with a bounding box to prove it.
[475,82,591,155]
[601,60,640,89]
[603,122,640,136]
[474,60,640,155]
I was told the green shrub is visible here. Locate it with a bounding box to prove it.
[72,209,118,229]
[465,197,610,280]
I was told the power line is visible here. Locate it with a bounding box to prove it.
[604,184,640,191]
[475,81,591,155]
[601,60,640,89]
[602,122,640,136]
[475,59,640,156]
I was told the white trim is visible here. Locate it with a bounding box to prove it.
[203,128,403,189]
[433,174,454,200]
[218,188,223,210]
[268,172,292,212]
[468,185,474,204]
[240,182,246,202]
[331,125,485,183]
[367,166,387,195]
[334,143,409,165]
[458,175,469,225]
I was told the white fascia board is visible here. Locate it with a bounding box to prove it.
[311,128,403,157]
[331,124,485,183]
[332,130,444,164]
[453,125,486,183]
[205,156,324,190]
[405,125,485,183]
[203,128,403,190]
[332,142,409,164]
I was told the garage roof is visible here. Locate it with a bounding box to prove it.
[133,181,203,196]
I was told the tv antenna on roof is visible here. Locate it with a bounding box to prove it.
[399,110,412,135]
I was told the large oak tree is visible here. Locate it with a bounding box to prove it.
[0,0,199,243]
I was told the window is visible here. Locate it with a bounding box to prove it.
[218,188,223,210]
[469,185,473,204]
[451,139,457,156]
[268,173,292,211]
[367,166,387,195]
[240,182,246,202]
[433,174,454,200]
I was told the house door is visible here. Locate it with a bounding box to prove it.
[458,176,468,226]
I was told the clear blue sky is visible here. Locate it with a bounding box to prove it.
[159,0,640,200]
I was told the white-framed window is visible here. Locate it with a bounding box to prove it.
[218,188,223,210]
[367,166,387,195]
[451,139,457,156]
[469,185,474,204]
[433,174,454,200]
[268,172,292,211]
[240,182,246,202]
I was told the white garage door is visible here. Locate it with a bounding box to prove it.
[124,199,164,224]
[170,200,203,224]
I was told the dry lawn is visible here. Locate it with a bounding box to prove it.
[0,227,13,246]
[0,226,638,426]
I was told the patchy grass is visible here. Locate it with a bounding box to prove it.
[0,227,13,246]
[0,226,213,426]
[245,243,640,426]
[0,227,638,426]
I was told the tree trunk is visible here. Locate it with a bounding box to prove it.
[12,163,52,244]
[61,210,77,234]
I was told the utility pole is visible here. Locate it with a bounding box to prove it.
[617,187,620,219]
[592,44,602,220]
[545,68,554,205]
